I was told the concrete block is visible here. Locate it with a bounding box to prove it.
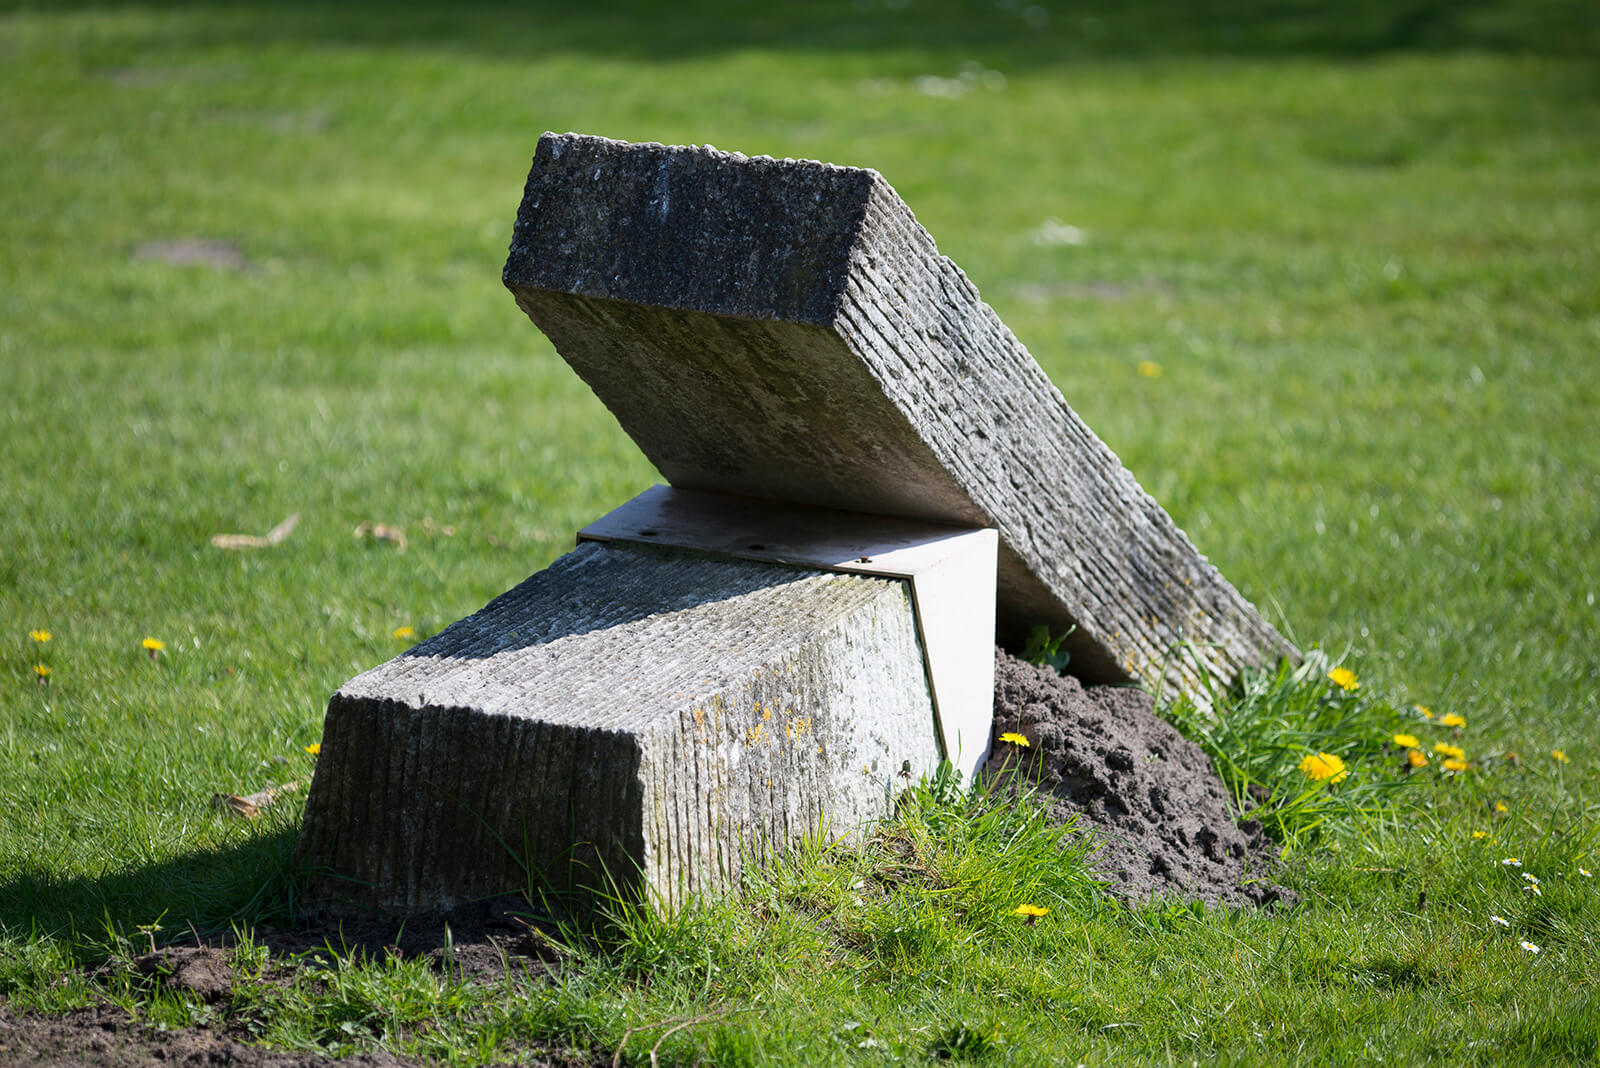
[295,539,941,916]
[503,132,1297,696]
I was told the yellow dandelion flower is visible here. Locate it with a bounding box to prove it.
[1136,360,1164,379]
[1013,904,1050,918]
[999,731,1031,748]
[1439,713,1466,728]
[1442,758,1469,772]
[1417,705,1434,719]
[392,626,416,640]
[1298,752,1348,783]
[141,637,166,653]
[1406,748,1428,768]
[1472,830,1489,840]
[1495,801,1508,813]
[305,743,321,756]
[1433,743,1466,760]
[1552,749,1570,764]
[1328,667,1358,692]
[1393,733,1420,749]
[33,664,51,679]
[29,629,52,643]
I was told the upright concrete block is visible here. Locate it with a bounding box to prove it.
[503,132,1296,696]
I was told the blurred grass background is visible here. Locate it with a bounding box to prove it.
[1,0,1598,1058]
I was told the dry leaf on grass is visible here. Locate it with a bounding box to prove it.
[421,517,456,536]
[353,521,407,552]
[210,779,306,819]
[211,513,300,550]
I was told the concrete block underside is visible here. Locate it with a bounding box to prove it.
[295,541,940,916]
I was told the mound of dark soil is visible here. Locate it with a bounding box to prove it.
[132,946,234,1002]
[987,648,1294,908]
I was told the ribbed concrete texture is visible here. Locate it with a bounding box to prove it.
[503,132,1297,696]
[295,541,940,916]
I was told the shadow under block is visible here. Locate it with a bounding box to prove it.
[295,541,940,916]
[503,132,1297,695]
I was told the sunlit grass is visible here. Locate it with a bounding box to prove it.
[2,0,1598,1062]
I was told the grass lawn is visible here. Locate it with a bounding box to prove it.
[2,1,1598,1063]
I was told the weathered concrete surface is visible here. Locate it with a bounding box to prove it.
[295,540,940,916]
[503,132,1296,697]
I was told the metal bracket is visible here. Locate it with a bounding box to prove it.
[578,485,998,785]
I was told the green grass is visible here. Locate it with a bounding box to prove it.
[3,0,1598,1063]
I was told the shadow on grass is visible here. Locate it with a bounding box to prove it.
[8,0,1595,64]
[0,825,298,955]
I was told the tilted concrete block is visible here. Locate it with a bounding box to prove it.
[503,132,1297,695]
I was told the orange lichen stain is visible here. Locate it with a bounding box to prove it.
[692,706,705,726]
[787,717,812,738]
[817,745,823,754]
[745,724,765,746]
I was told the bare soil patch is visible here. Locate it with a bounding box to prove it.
[251,896,569,983]
[987,648,1294,907]
[0,993,606,1068]
[0,900,590,1067]
[131,239,250,271]
[0,1002,412,1068]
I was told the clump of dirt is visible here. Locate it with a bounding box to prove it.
[133,946,233,1002]
[987,648,1294,908]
